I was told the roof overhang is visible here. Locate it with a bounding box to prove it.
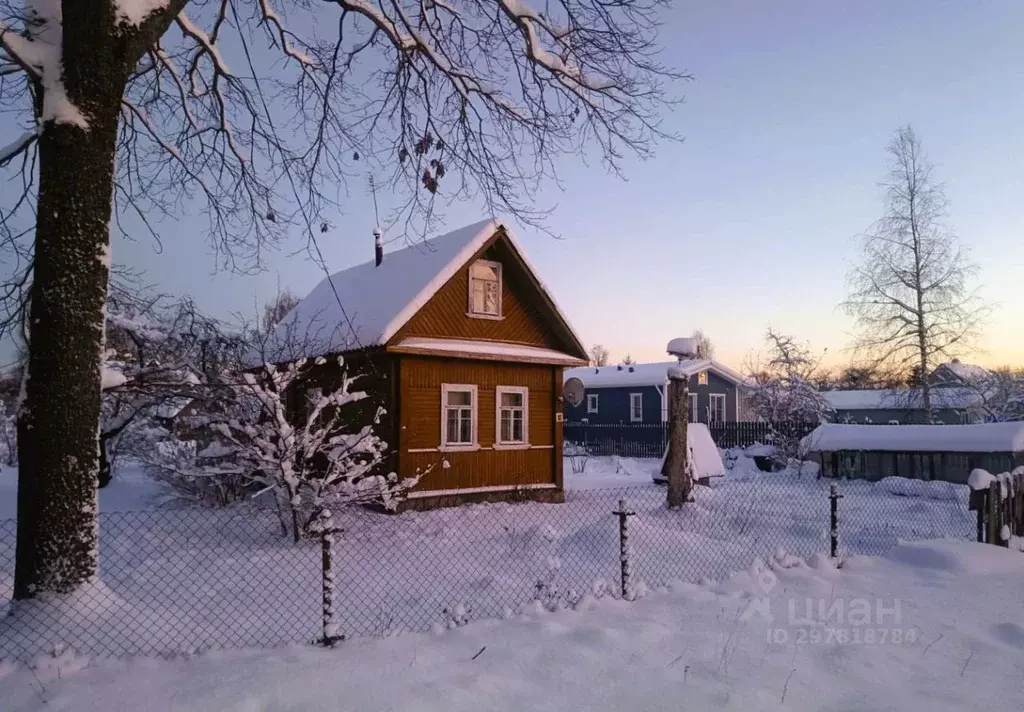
[389,337,588,366]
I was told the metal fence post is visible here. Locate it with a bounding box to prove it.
[318,509,344,647]
[613,499,636,600]
[829,483,843,558]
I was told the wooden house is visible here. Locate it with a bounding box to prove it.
[256,219,589,509]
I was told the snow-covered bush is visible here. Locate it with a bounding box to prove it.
[745,329,833,461]
[203,356,419,541]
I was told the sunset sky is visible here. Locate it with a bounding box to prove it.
[7,0,1023,373]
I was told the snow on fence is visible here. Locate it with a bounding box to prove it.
[0,471,978,661]
[968,467,1024,546]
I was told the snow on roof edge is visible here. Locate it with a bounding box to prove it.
[802,423,1024,454]
[377,219,499,344]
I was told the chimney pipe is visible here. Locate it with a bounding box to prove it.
[374,227,383,267]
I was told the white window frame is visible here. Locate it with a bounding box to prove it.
[495,386,529,449]
[629,392,643,423]
[688,393,698,423]
[467,259,503,319]
[709,393,726,422]
[586,393,599,414]
[440,384,479,451]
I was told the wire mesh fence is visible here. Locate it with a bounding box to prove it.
[0,469,978,661]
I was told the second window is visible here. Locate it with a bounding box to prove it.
[496,386,528,445]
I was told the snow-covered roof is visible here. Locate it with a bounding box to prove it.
[823,388,981,411]
[932,360,990,384]
[563,359,747,389]
[802,422,1024,454]
[251,219,585,364]
[392,338,586,365]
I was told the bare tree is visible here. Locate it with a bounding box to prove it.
[843,125,986,423]
[692,329,714,360]
[621,353,636,365]
[1,0,684,597]
[261,290,301,334]
[588,344,610,367]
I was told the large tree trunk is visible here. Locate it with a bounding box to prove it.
[13,2,126,598]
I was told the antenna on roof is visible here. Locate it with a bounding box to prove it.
[369,174,383,267]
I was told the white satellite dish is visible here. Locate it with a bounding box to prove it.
[562,377,585,407]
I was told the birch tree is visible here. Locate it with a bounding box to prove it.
[1,0,682,597]
[843,125,986,422]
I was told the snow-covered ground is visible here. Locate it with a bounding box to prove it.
[5,539,1023,711]
[1,451,978,661]
[0,464,171,520]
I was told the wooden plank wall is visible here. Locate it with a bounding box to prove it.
[399,355,557,491]
[394,242,562,349]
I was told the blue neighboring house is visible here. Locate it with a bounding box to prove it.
[563,359,750,425]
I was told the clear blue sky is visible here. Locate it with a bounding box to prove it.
[11,0,1024,372]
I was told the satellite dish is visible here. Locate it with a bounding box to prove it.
[666,337,698,360]
[562,377,585,407]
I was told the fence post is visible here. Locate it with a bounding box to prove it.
[829,482,843,558]
[613,499,636,601]
[987,480,1000,547]
[318,509,344,647]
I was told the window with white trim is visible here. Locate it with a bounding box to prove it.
[688,393,698,423]
[441,384,477,448]
[629,393,643,422]
[709,393,726,422]
[468,260,502,317]
[496,386,528,445]
[587,393,599,414]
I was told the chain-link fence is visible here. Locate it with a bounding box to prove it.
[0,470,977,661]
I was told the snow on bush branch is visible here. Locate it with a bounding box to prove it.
[206,356,419,541]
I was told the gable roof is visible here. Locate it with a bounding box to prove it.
[255,219,586,364]
[564,359,747,389]
[931,360,990,385]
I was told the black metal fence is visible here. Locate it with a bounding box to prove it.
[563,420,820,458]
[0,471,977,661]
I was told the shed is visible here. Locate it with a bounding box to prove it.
[802,423,1024,484]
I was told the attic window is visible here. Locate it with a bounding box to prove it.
[468,260,502,318]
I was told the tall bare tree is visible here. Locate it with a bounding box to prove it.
[588,344,610,366]
[1,0,684,597]
[843,125,985,422]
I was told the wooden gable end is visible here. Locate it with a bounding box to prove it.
[391,231,575,352]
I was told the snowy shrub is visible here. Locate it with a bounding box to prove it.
[206,357,419,541]
[442,602,471,628]
[745,329,832,461]
[565,441,590,475]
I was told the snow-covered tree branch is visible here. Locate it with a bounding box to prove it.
[2,0,681,598]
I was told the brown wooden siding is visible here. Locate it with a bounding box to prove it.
[394,242,562,349]
[398,355,558,492]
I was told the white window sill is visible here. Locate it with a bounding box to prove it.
[439,443,481,453]
[465,312,504,321]
[493,442,530,451]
